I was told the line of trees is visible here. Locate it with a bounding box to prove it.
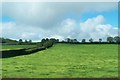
[0,37,33,45]
[107,36,120,43]
[1,36,120,45]
[37,36,120,48]
[61,36,120,44]
[18,39,32,45]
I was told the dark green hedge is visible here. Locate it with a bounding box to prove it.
[1,40,54,58]
[43,40,53,48]
[1,47,46,58]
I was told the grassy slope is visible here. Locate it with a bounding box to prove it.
[1,45,36,50]
[2,44,118,78]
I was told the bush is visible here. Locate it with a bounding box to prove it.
[36,42,43,47]
[25,47,46,53]
[43,40,53,48]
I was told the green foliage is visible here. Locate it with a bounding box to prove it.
[0,37,34,45]
[73,39,78,42]
[43,40,53,48]
[107,37,113,43]
[2,44,118,78]
[114,36,120,43]
[66,38,71,42]
[25,40,28,43]
[89,38,93,43]
[28,40,32,44]
[18,39,23,45]
[99,38,102,42]
[82,39,86,43]
[40,38,58,48]
[50,38,59,43]
[0,37,18,44]
[65,38,78,43]
[36,42,43,47]
[2,45,45,58]
[41,39,46,45]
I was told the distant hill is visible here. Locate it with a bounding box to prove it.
[0,37,18,45]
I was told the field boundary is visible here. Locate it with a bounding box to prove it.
[1,47,46,58]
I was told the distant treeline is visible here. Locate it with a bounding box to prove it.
[1,36,120,45]
[1,36,120,58]
[0,38,35,45]
[39,36,120,44]
[60,36,120,44]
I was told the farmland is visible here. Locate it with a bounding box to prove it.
[1,44,118,78]
[1,45,36,51]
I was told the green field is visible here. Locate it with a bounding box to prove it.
[1,45,36,50]
[1,44,118,78]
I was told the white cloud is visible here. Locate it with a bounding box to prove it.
[2,2,117,29]
[79,15,118,41]
[60,18,76,33]
[1,22,44,41]
[49,35,64,41]
[21,33,36,39]
[1,15,118,42]
[1,2,118,42]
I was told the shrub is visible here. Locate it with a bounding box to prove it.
[36,42,43,47]
[43,40,53,48]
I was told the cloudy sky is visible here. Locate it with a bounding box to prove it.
[1,2,118,42]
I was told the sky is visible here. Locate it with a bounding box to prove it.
[0,2,119,42]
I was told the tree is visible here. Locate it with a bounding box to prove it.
[28,40,32,44]
[56,39,59,42]
[1,38,6,43]
[82,39,86,43]
[114,36,120,43]
[46,38,49,42]
[18,39,23,44]
[107,37,113,43]
[66,38,71,42]
[89,38,93,43]
[25,40,28,43]
[73,39,78,43]
[99,38,102,43]
[41,38,46,43]
[41,38,46,46]
[70,39,74,43]
[50,38,57,43]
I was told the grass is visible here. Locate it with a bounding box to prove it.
[1,44,118,78]
[1,45,36,50]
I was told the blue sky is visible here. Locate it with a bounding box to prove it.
[1,16,15,22]
[63,8,118,27]
[1,2,118,41]
[80,9,118,27]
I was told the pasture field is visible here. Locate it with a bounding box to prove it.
[1,45,36,51]
[1,44,118,78]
